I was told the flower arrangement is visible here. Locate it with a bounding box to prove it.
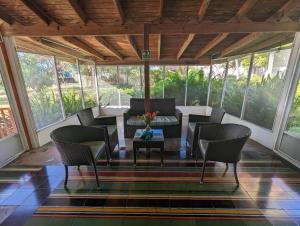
[137,111,159,141]
[141,111,158,131]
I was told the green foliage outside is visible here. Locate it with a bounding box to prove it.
[17,48,300,134]
[287,83,300,135]
[18,52,63,129]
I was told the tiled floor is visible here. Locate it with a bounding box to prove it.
[1,116,300,225]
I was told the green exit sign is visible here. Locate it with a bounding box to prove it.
[142,50,151,61]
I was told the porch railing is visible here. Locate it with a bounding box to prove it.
[0,107,17,139]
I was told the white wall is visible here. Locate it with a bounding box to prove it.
[0,134,24,167]
[222,113,275,149]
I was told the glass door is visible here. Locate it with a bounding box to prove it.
[278,79,300,163]
[0,68,24,166]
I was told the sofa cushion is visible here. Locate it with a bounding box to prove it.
[130,98,145,115]
[127,116,179,126]
[150,98,176,115]
[129,98,176,116]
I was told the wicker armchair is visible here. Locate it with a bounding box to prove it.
[77,108,119,160]
[186,107,225,160]
[198,124,251,186]
[50,125,110,187]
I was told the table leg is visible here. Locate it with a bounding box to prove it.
[134,147,137,166]
[161,147,164,167]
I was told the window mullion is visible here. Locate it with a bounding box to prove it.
[76,59,85,109]
[53,56,66,119]
[206,62,213,106]
[240,53,254,119]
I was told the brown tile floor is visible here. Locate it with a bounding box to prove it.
[2,116,300,226]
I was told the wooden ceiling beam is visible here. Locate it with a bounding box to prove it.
[157,34,161,60]
[95,56,211,65]
[268,0,300,22]
[2,21,300,36]
[234,0,259,22]
[239,34,293,54]
[177,34,195,60]
[159,0,164,19]
[195,33,229,58]
[112,0,125,25]
[0,11,13,25]
[194,0,258,59]
[95,36,123,60]
[126,35,141,60]
[19,0,60,25]
[67,0,88,24]
[17,39,73,59]
[63,37,105,60]
[198,0,210,22]
[30,37,91,59]
[221,0,300,57]
[221,33,262,57]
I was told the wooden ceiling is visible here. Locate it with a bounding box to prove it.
[0,0,299,65]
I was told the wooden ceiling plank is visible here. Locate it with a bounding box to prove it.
[63,37,105,60]
[126,35,141,60]
[0,12,13,25]
[195,33,229,58]
[235,0,259,22]
[195,0,259,58]
[268,0,300,22]
[158,34,161,60]
[67,0,88,24]
[177,33,195,59]
[221,0,300,57]
[198,0,211,22]
[240,34,292,54]
[112,0,125,25]
[19,0,60,25]
[95,36,123,60]
[221,33,261,57]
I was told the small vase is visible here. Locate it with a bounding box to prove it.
[145,123,151,131]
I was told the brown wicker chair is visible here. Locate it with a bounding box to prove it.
[198,123,251,186]
[50,125,110,187]
[77,108,119,161]
[186,107,225,160]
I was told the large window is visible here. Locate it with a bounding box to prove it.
[223,56,250,117]
[56,59,82,117]
[150,66,164,98]
[0,73,17,139]
[97,66,143,106]
[209,62,227,107]
[79,61,97,108]
[18,52,63,130]
[244,49,291,129]
[187,66,210,106]
[97,66,119,106]
[164,66,186,105]
[118,66,143,106]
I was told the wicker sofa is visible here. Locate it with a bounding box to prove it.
[123,98,182,138]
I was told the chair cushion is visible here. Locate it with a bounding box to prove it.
[127,116,179,126]
[80,141,106,159]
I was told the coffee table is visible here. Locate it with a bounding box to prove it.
[133,129,164,166]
